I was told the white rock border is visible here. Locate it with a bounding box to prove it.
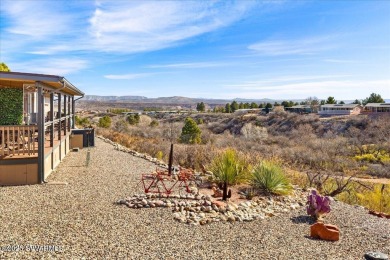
[117,192,307,225]
[98,136,169,169]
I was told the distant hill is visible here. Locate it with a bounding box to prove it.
[83,95,148,101]
[82,95,390,106]
[82,95,282,105]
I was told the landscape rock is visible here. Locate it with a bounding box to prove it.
[364,252,389,260]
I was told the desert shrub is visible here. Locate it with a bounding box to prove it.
[354,154,377,163]
[366,164,390,178]
[162,122,183,142]
[114,119,129,133]
[240,123,268,140]
[171,144,215,170]
[150,119,159,127]
[199,127,214,145]
[285,170,309,188]
[197,118,204,124]
[356,184,389,214]
[127,114,140,125]
[155,151,164,161]
[180,117,202,144]
[337,183,390,214]
[209,148,250,185]
[251,161,292,195]
[139,115,152,126]
[75,115,90,127]
[98,116,111,128]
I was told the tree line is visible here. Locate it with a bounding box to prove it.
[196,93,385,113]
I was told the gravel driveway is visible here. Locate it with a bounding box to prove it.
[1,138,389,259]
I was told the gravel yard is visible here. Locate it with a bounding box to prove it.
[1,138,389,259]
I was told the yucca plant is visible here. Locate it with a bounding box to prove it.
[210,148,249,200]
[251,161,292,195]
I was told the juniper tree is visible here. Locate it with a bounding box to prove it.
[180,117,202,144]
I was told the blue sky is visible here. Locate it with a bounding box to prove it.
[1,0,389,100]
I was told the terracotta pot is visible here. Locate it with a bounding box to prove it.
[310,222,340,241]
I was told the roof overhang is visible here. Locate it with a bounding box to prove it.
[365,103,390,108]
[0,71,84,97]
[321,104,361,109]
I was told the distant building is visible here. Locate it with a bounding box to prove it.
[122,111,141,116]
[285,105,312,114]
[234,108,261,115]
[363,103,390,113]
[318,104,362,116]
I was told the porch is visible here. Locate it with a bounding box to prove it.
[0,71,84,185]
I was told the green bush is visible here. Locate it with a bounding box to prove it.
[98,116,111,128]
[180,117,201,144]
[127,114,140,125]
[150,119,159,127]
[0,87,23,125]
[196,118,204,124]
[210,148,249,185]
[251,161,292,195]
[155,151,164,161]
[354,154,377,163]
[75,115,90,126]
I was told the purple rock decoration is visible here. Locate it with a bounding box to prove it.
[306,190,331,219]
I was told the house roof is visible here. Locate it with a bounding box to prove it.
[288,105,311,109]
[320,104,361,109]
[0,71,84,96]
[365,103,390,107]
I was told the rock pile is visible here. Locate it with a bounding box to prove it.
[117,189,307,225]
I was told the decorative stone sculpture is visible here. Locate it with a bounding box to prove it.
[310,222,340,241]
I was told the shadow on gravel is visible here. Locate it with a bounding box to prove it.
[303,235,339,243]
[290,215,316,225]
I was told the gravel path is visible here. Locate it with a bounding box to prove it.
[1,138,389,259]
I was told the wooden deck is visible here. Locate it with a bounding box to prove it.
[0,131,68,160]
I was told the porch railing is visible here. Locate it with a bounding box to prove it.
[0,125,38,157]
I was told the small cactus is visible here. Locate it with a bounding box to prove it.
[307,189,331,219]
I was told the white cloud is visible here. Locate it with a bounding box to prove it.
[9,58,89,75]
[87,1,256,53]
[104,73,153,80]
[248,36,337,56]
[1,0,75,38]
[2,1,259,56]
[323,59,357,63]
[146,62,229,69]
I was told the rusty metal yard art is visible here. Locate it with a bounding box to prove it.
[137,144,201,196]
[141,167,197,195]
